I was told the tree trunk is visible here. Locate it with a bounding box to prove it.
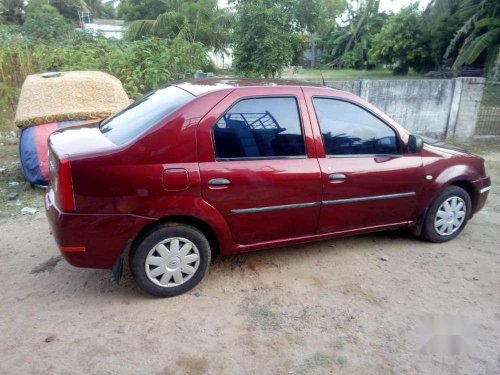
[311,40,316,69]
[340,0,374,68]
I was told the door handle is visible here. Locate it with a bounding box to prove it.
[208,178,231,186]
[329,173,346,181]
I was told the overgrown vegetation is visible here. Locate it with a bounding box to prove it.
[0,0,498,103]
[0,25,212,99]
[0,30,211,130]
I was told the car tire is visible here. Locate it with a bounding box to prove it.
[421,185,471,243]
[130,223,211,297]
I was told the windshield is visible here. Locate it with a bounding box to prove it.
[100,86,194,145]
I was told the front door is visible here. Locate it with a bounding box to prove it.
[307,96,425,234]
[197,89,322,245]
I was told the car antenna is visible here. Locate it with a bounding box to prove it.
[319,69,326,87]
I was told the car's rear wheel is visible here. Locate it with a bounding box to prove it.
[422,185,471,243]
[130,223,211,297]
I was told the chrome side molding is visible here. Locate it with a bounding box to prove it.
[231,202,320,214]
[322,192,415,206]
[231,192,416,214]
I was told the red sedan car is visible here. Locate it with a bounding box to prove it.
[45,79,491,297]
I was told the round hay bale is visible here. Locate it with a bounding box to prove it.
[15,71,130,128]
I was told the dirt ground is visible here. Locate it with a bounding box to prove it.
[0,139,499,375]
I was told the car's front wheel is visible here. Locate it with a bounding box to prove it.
[422,185,471,243]
[130,223,211,297]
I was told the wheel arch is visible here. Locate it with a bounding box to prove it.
[112,214,222,283]
[411,176,476,236]
[449,179,477,212]
[130,215,221,260]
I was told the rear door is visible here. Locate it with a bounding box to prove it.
[197,87,322,245]
[305,92,425,234]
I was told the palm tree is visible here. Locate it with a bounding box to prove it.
[126,0,234,54]
[321,0,386,68]
[444,0,499,72]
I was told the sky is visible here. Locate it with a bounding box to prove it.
[218,0,432,13]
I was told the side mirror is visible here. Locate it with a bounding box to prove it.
[407,134,424,153]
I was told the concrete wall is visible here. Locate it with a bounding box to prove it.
[322,77,485,139]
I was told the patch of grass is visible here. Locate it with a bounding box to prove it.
[296,351,347,374]
[240,297,283,330]
[281,68,422,82]
[247,304,282,330]
[0,138,45,220]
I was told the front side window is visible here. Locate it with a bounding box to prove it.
[213,97,305,159]
[100,86,194,145]
[313,98,399,156]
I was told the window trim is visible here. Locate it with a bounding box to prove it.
[311,96,402,158]
[211,95,308,162]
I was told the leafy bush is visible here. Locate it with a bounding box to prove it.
[106,37,211,97]
[22,11,75,43]
[368,5,431,75]
[25,0,59,15]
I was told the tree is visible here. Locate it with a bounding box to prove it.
[420,0,463,68]
[118,0,169,22]
[233,0,302,77]
[125,0,233,54]
[293,0,348,68]
[444,0,499,73]
[341,0,375,63]
[50,0,89,21]
[84,0,116,19]
[320,0,387,69]
[368,4,431,74]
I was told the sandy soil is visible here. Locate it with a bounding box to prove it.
[0,147,499,375]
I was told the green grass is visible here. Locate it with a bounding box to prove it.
[280,68,422,82]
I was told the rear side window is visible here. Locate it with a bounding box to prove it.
[313,98,398,155]
[213,97,305,159]
[100,86,194,145]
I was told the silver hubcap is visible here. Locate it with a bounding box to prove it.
[145,237,200,287]
[434,196,466,236]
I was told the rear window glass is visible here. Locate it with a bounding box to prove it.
[100,86,194,145]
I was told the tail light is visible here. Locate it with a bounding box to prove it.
[49,151,75,211]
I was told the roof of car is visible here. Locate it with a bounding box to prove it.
[173,78,328,96]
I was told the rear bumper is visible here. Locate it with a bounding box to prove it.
[472,176,491,214]
[45,190,155,269]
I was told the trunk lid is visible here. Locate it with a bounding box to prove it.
[49,122,118,158]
